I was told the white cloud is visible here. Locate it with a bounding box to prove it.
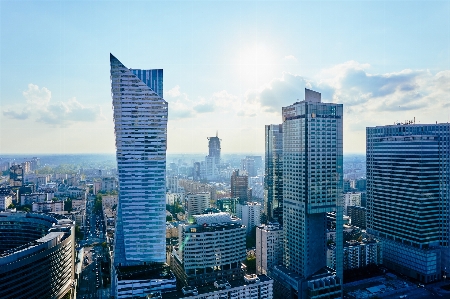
[22,83,51,108]
[284,55,298,62]
[3,84,106,127]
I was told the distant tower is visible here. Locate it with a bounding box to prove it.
[231,170,250,204]
[207,132,221,165]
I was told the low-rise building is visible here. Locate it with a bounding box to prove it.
[32,200,64,213]
[327,239,382,271]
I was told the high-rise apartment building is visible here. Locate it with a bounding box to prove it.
[264,124,283,223]
[343,192,361,215]
[237,201,262,234]
[256,223,283,275]
[366,123,450,283]
[171,212,246,286]
[271,89,343,299]
[186,192,210,219]
[110,54,175,298]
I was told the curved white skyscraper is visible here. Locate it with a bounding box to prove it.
[110,54,168,266]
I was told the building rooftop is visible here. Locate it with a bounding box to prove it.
[116,263,174,281]
[162,275,273,299]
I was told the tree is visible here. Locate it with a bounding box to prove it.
[246,226,257,248]
[75,225,84,240]
[64,199,73,212]
[7,203,14,209]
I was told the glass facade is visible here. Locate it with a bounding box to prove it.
[367,123,450,282]
[264,124,283,223]
[282,89,344,281]
[110,54,168,266]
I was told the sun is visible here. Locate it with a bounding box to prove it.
[237,43,278,88]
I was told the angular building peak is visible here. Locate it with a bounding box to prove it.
[110,54,164,98]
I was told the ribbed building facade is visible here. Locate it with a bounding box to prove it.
[0,212,75,299]
[264,124,283,223]
[111,54,167,265]
[366,123,450,283]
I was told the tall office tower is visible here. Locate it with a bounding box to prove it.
[264,124,283,223]
[207,133,221,165]
[271,89,343,299]
[231,170,250,203]
[110,54,175,298]
[366,123,450,283]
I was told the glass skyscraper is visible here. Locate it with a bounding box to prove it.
[367,123,450,283]
[271,89,343,299]
[264,124,283,223]
[110,54,168,266]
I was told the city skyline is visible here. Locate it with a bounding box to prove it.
[1,1,450,155]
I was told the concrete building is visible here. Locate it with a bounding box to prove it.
[205,156,219,181]
[9,165,23,187]
[101,177,118,192]
[241,156,257,177]
[171,212,246,287]
[327,239,382,271]
[367,123,450,283]
[347,206,366,229]
[231,170,250,204]
[271,89,343,299]
[20,192,48,205]
[187,192,210,219]
[110,54,172,298]
[32,200,64,213]
[0,193,12,210]
[237,201,262,234]
[256,224,283,275]
[343,192,361,215]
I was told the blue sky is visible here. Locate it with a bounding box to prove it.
[1,0,450,154]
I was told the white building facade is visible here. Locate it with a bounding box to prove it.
[256,224,283,275]
[187,192,210,219]
[237,202,262,234]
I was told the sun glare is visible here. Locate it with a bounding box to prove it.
[237,43,278,88]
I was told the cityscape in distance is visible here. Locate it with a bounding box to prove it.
[1,1,450,299]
